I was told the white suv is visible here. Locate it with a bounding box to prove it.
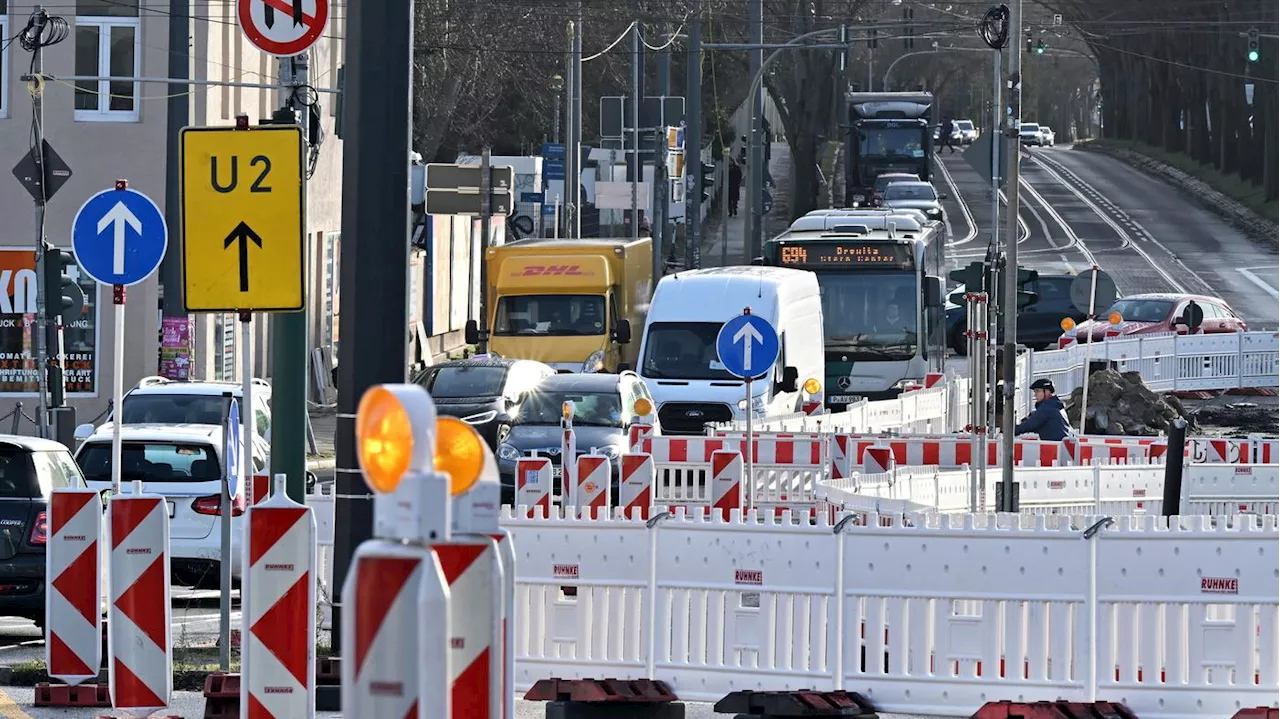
[74,424,266,588]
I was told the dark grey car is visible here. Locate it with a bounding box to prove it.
[416,358,556,450]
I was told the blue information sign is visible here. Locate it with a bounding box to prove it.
[225,399,243,500]
[715,312,780,379]
[71,186,167,286]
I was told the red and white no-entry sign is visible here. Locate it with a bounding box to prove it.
[237,0,329,57]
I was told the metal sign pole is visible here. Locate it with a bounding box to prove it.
[219,392,232,671]
[1078,267,1100,435]
[744,377,753,513]
[111,285,125,494]
[479,147,492,354]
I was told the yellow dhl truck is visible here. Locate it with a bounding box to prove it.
[465,238,653,372]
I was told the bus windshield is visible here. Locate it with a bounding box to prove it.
[815,271,918,360]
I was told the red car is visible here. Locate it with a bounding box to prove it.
[1071,293,1247,342]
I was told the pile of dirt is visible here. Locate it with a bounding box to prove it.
[1065,370,1185,436]
[1191,402,1280,438]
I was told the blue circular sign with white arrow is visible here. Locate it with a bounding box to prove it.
[716,311,780,379]
[71,186,167,286]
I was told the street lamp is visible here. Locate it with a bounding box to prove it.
[551,74,565,144]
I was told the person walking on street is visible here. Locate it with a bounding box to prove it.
[1015,378,1072,441]
[939,117,958,154]
[728,160,743,216]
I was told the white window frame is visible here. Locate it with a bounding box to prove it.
[73,14,141,122]
[0,8,9,119]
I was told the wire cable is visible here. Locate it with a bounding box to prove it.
[978,4,1010,50]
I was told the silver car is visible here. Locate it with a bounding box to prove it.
[1038,125,1056,146]
[880,181,945,222]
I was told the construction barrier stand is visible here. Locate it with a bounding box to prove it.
[575,454,610,519]
[45,488,103,686]
[437,538,504,719]
[515,457,553,518]
[619,453,655,520]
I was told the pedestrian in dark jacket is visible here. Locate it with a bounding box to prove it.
[939,118,958,154]
[1015,378,1072,441]
[728,161,743,216]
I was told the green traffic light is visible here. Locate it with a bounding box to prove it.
[1248,49,1260,62]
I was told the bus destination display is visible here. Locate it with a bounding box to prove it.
[777,242,914,268]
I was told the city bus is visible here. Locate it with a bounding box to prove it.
[762,213,945,406]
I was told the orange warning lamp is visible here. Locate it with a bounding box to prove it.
[633,397,653,417]
[803,378,821,395]
[357,386,420,493]
[1060,317,1076,332]
[434,417,485,497]
[562,401,574,420]
[1108,311,1123,326]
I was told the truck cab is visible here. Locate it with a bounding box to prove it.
[467,238,653,373]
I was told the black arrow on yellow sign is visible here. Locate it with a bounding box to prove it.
[223,221,264,293]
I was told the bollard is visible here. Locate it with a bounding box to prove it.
[239,473,317,718]
[710,451,743,520]
[618,453,655,520]
[1161,417,1189,517]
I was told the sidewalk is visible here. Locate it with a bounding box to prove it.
[702,142,795,266]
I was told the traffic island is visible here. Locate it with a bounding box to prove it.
[525,678,685,718]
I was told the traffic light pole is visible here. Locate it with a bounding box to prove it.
[1000,0,1023,512]
[685,1,702,269]
[30,11,49,440]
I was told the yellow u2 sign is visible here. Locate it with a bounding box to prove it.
[179,125,305,313]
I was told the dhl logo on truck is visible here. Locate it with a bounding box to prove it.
[516,264,592,276]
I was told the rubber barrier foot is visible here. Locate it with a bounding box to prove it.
[34,683,111,707]
[525,678,680,703]
[545,701,686,719]
[970,700,1140,719]
[202,670,240,719]
[713,690,878,717]
[1232,709,1280,719]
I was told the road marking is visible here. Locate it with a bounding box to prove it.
[1239,268,1280,298]
[932,154,979,246]
[0,688,32,719]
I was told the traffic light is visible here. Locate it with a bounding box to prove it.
[1011,265,1039,308]
[701,161,716,203]
[1026,36,1033,53]
[1248,28,1260,62]
[43,248,84,323]
[948,260,987,306]
[1036,39,1046,55]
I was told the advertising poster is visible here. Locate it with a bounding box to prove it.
[0,248,100,396]
[159,316,193,380]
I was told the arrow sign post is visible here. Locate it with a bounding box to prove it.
[716,309,781,510]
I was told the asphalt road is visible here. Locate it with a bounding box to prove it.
[937,143,1279,330]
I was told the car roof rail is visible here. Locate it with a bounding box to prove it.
[135,375,171,388]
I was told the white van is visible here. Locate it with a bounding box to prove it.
[637,266,825,434]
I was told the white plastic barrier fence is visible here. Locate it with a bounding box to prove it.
[639,436,827,513]
[1181,463,1280,516]
[501,508,1279,718]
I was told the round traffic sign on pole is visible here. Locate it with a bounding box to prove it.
[71,186,167,287]
[716,311,780,379]
[237,0,330,57]
[1070,268,1117,316]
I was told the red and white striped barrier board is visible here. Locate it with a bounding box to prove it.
[574,454,610,518]
[241,475,316,718]
[640,436,823,466]
[340,543,449,718]
[619,453,655,519]
[107,483,172,714]
[924,372,945,388]
[627,421,654,452]
[710,451,743,520]
[801,401,823,415]
[45,488,102,685]
[437,540,503,719]
[515,457,553,518]
[830,435,854,481]
[561,424,577,498]
[863,445,895,476]
[251,473,270,505]
[487,532,515,719]
[1254,436,1279,464]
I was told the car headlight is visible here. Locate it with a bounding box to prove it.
[927,207,942,216]
[852,194,866,203]
[461,410,498,425]
[497,443,520,462]
[594,445,622,460]
[737,395,767,412]
[581,350,605,374]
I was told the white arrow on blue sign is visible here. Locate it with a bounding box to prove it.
[71,186,167,286]
[225,399,243,501]
[716,311,780,379]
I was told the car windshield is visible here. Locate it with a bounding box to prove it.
[77,441,221,483]
[423,365,507,398]
[1020,124,1040,133]
[874,174,918,193]
[883,184,936,202]
[493,295,605,336]
[514,390,622,427]
[120,394,229,426]
[815,271,918,360]
[956,121,974,130]
[1103,299,1174,323]
[641,322,742,381]
[860,128,927,158]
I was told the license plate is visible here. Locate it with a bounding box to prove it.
[166,501,176,518]
[830,394,860,404]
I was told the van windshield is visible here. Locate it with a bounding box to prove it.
[641,322,742,381]
[493,295,605,336]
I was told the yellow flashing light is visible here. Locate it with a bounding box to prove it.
[1060,317,1076,332]
[633,397,653,417]
[562,401,574,420]
[434,417,485,497]
[357,386,415,494]
[1108,311,1123,326]
[803,378,822,395]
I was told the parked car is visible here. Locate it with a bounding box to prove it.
[880,181,946,222]
[1071,293,1247,343]
[869,172,920,206]
[495,372,658,504]
[1038,126,1056,146]
[954,119,979,144]
[415,357,556,450]
[0,436,94,626]
[1018,122,1043,146]
[947,274,1087,352]
[75,424,265,589]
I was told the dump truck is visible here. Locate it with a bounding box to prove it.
[465,237,653,373]
[842,91,935,207]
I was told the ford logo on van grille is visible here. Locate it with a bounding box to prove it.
[685,410,704,418]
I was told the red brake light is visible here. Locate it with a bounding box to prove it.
[191,495,244,517]
[29,511,47,546]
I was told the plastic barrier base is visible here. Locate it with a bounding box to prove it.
[202,671,240,719]
[971,700,1139,719]
[714,690,878,717]
[315,656,341,711]
[527,679,684,717]
[1232,709,1280,719]
[34,683,111,707]
[546,701,686,719]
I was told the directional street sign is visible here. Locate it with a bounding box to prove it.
[1070,268,1118,315]
[226,399,243,500]
[962,133,1008,189]
[237,0,330,57]
[180,125,305,313]
[12,140,73,203]
[424,163,515,217]
[71,186,167,286]
[716,311,780,379]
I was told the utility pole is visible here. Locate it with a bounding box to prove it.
[746,0,764,259]
[629,0,642,242]
[657,21,670,266]
[30,8,49,440]
[1000,0,1023,512]
[572,1,584,239]
[478,146,492,354]
[685,2,703,270]
[331,0,413,656]
[989,48,1001,438]
[269,54,309,503]
[161,0,189,322]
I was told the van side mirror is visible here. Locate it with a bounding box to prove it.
[775,366,799,394]
[74,423,94,442]
[305,471,318,494]
[613,319,632,344]
[464,319,480,346]
[938,193,949,200]
[924,275,943,308]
